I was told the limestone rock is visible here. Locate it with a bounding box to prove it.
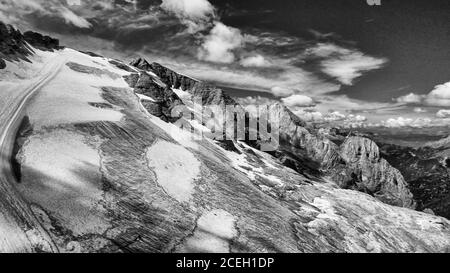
[338,137,416,208]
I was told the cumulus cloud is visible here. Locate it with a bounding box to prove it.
[323,111,346,122]
[424,82,450,107]
[294,109,323,122]
[239,54,270,67]
[270,86,295,97]
[395,93,423,104]
[394,82,450,107]
[291,109,367,127]
[160,0,215,21]
[281,94,315,107]
[413,107,427,113]
[436,109,450,119]
[321,111,367,127]
[197,22,244,63]
[381,117,433,128]
[160,0,215,32]
[307,43,387,85]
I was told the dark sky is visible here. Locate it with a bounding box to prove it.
[212,0,450,102]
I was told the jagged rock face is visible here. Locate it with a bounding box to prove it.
[23,31,59,51]
[0,22,60,69]
[0,22,33,65]
[275,104,341,172]
[341,137,380,163]
[130,58,416,209]
[147,62,198,91]
[267,106,415,208]
[129,57,152,71]
[338,137,416,209]
[124,71,183,122]
[141,61,239,108]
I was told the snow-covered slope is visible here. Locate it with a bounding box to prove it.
[1,24,450,253]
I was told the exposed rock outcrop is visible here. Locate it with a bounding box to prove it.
[0,22,34,66]
[337,137,416,208]
[379,140,450,218]
[128,58,416,209]
[147,61,198,91]
[129,57,152,71]
[23,31,60,51]
[274,104,341,171]
[0,21,60,69]
[124,71,183,122]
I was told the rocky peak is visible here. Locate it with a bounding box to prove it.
[337,136,416,209]
[129,58,198,91]
[149,62,198,91]
[129,59,238,108]
[340,136,380,163]
[0,21,60,69]
[267,103,341,174]
[129,57,152,71]
[0,21,33,68]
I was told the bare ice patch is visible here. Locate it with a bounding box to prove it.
[177,209,237,253]
[17,129,110,236]
[146,140,200,203]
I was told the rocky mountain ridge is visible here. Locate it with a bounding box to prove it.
[0,22,59,69]
[127,58,415,209]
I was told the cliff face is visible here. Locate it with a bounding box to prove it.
[338,137,416,208]
[124,70,183,122]
[0,22,60,69]
[23,31,60,52]
[275,104,341,171]
[273,106,415,208]
[0,22,33,68]
[131,59,238,108]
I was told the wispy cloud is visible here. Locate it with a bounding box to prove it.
[306,43,388,85]
[380,117,433,128]
[0,0,92,28]
[281,94,315,107]
[437,109,450,118]
[239,54,271,67]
